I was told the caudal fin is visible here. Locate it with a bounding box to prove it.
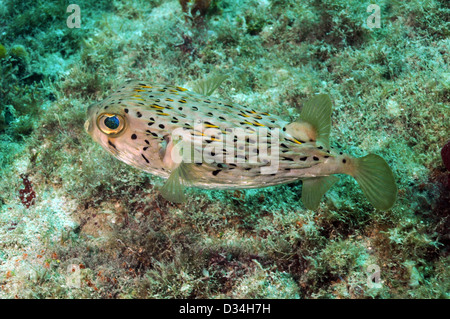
[350,154,397,210]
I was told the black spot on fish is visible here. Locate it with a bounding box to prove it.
[342,159,347,164]
[282,157,294,161]
[131,134,137,140]
[146,130,159,138]
[145,139,150,145]
[212,170,221,176]
[192,106,198,111]
[159,124,165,129]
[108,140,117,149]
[141,154,150,163]
[124,108,129,113]
[300,157,308,161]
[313,156,319,161]
[219,116,226,120]
[318,146,323,150]
[143,146,149,151]
[178,107,183,111]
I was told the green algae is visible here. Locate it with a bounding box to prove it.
[0,0,448,299]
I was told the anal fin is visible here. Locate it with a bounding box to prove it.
[301,175,339,210]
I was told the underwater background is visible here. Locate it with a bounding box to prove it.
[0,0,448,298]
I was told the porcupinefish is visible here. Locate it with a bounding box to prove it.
[85,77,397,210]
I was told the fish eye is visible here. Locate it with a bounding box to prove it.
[97,113,126,136]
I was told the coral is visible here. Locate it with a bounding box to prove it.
[0,44,6,59]
[19,174,36,208]
[179,0,212,22]
[441,141,450,171]
[8,45,28,59]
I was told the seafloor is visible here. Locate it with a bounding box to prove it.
[0,0,448,298]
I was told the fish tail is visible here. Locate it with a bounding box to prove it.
[349,154,397,210]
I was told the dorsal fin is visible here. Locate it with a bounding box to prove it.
[299,94,332,147]
[286,94,332,148]
[192,74,228,96]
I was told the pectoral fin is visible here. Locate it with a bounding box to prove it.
[301,175,339,210]
[160,162,194,203]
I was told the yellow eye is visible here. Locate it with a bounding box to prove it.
[97,113,126,136]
